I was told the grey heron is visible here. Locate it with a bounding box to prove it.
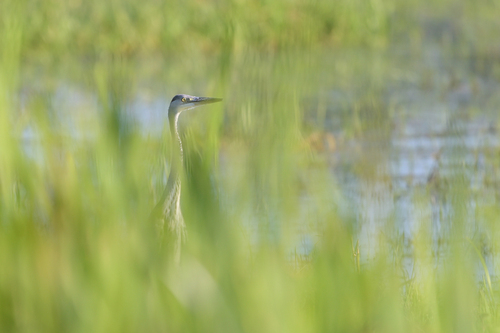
[150,94,222,263]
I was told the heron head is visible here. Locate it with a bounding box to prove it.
[168,94,222,118]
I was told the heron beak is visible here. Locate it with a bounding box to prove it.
[193,97,223,106]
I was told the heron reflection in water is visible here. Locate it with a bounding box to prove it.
[150,94,222,263]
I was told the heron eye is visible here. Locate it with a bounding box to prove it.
[181,98,186,102]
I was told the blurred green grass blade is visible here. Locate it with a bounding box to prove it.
[0,0,24,212]
[468,238,493,295]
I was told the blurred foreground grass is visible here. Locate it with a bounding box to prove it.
[2,0,500,332]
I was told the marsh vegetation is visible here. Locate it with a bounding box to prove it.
[2,0,500,331]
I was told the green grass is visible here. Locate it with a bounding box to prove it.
[2,0,500,331]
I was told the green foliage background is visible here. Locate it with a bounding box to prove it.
[1,0,500,332]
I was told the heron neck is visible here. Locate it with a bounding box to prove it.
[169,113,183,179]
